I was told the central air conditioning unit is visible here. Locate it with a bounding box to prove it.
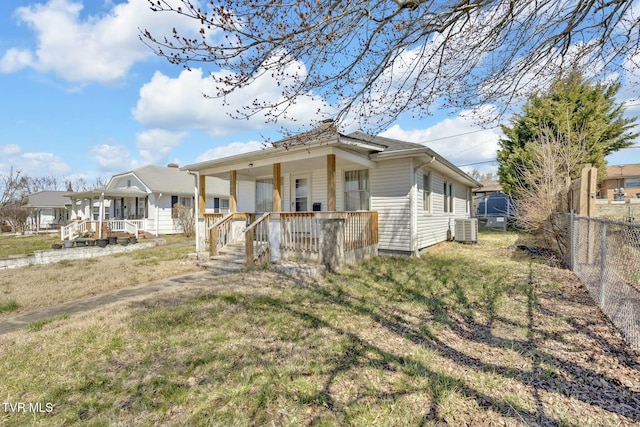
[454,218,478,243]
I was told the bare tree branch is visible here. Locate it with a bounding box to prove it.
[142,0,640,131]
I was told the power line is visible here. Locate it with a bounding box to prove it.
[456,159,497,167]
[417,126,500,145]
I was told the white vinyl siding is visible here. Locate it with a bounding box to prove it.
[311,169,327,211]
[415,168,473,250]
[370,158,412,252]
[114,175,145,191]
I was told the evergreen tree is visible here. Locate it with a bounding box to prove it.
[497,72,637,197]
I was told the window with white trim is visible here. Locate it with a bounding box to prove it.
[423,172,431,213]
[344,169,369,211]
[255,179,284,212]
[444,181,453,213]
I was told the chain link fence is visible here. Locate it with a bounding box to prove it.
[565,214,640,350]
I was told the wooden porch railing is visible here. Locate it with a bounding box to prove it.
[245,213,270,267]
[344,211,379,251]
[280,212,319,253]
[209,213,254,256]
[209,213,233,256]
[241,211,378,267]
[203,213,225,244]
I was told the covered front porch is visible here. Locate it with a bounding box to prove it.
[62,188,155,240]
[189,140,381,269]
[204,210,378,270]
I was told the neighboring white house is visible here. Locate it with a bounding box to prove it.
[66,164,229,235]
[182,125,481,256]
[24,191,72,231]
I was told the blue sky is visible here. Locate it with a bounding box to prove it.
[1,0,640,186]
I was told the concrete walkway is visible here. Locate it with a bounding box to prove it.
[0,239,252,335]
[0,260,244,335]
[0,269,234,336]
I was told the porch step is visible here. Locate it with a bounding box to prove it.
[219,243,246,257]
[199,242,246,273]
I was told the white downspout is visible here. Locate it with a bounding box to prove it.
[410,165,417,256]
[187,170,200,253]
[98,192,105,239]
[156,193,162,236]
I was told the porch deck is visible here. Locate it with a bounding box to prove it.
[206,211,378,269]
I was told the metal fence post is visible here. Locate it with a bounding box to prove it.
[568,213,574,270]
[599,222,607,306]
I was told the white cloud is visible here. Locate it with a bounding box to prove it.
[380,106,502,173]
[135,128,187,165]
[90,144,132,171]
[132,66,328,135]
[0,48,34,73]
[0,144,22,156]
[0,150,72,177]
[195,140,264,163]
[3,0,204,84]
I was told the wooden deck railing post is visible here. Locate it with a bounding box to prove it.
[245,229,254,267]
[210,226,219,256]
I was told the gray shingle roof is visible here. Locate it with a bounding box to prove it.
[111,165,227,196]
[25,191,71,207]
[346,131,426,152]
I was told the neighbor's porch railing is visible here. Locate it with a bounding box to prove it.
[108,219,143,238]
[61,219,91,241]
[61,219,147,240]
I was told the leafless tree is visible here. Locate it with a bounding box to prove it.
[172,203,195,237]
[142,0,640,131]
[512,127,589,256]
[4,205,30,235]
[0,167,29,217]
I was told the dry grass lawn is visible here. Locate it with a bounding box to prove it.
[0,231,639,426]
[0,238,200,314]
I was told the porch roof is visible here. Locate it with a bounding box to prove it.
[182,135,380,179]
[183,128,481,187]
[64,188,148,199]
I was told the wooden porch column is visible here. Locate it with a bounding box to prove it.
[273,163,282,212]
[327,154,336,211]
[199,174,206,215]
[230,170,237,213]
